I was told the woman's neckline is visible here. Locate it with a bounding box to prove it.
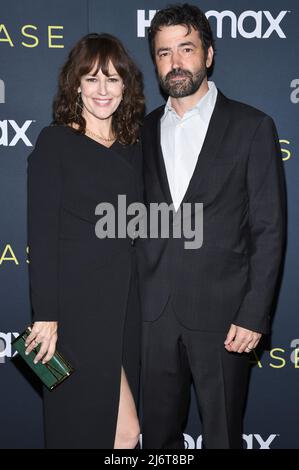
[65,124,118,150]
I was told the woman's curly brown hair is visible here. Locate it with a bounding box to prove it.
[53,33,145,145]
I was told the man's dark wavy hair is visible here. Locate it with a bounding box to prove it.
[148,3,215,60]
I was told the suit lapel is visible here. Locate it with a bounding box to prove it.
[148,90,231,208]
[149,107,173,206]
[156,116,173,206]
[183,90,231,204]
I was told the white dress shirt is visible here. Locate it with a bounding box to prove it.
[161,80,218,210]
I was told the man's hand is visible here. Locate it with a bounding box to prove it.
[24,321,58,364]
[224,324,262,353]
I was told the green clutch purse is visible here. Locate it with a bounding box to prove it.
[12,326,74,391]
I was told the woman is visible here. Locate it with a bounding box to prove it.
[25,33,144,449]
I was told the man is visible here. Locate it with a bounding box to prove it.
[138,4,286,449]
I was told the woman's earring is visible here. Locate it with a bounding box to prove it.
[74,91,83,120]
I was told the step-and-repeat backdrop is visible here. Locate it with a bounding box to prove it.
[0,0,298,449]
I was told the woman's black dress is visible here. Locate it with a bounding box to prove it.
[27,125,142,449]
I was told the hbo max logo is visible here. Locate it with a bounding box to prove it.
[0,79,4,103]
[0,332,19,363]
[0,120,34,146]
[0,79,34,146]
[137,10,289,38]
[184,433,279,449]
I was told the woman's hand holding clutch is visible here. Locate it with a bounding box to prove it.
[24,321,58,364]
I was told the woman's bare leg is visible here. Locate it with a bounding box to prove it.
[114,367,140,449]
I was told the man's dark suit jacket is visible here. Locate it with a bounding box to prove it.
[138,90,286,334]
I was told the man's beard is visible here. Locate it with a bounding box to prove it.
[159,66,207,98]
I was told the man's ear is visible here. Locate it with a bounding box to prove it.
[206,46,214,69]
